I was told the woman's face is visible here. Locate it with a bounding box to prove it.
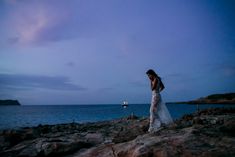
[147,74,154,81]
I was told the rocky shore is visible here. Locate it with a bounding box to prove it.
[0,108,234,157]
[167,93,235,104]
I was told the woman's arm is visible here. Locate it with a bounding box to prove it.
[151,77,158,91]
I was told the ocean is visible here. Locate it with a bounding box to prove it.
[0,104,234,130]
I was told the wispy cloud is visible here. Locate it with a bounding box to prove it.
[5,0,78,46]
[4,0,17,5]
[0,73,86,91]
[97,87,114,92]
[164,73,199,84]
[221,65,235,77]
[204,63,235,77]
[66,62,76,67]
[129,80,147,87]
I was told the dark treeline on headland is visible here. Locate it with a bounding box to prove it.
[0,100,21,106]
[167,93,235,104]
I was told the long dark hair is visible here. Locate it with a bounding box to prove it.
[146,69,165,90]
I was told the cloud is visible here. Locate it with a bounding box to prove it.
[5,0,79,46]
[66,62,76,67]
[129,80,147,87]
[221,65,235,77]
[97,87,114,92]
[205,63,235,77]
[164,73,185,82]
[4,0,17,5]
[0,73,86,91]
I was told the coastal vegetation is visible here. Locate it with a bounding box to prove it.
[167,93,235,104]
[0,100,21,106]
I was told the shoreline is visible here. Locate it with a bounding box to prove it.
[0,108,234,157]
[166,102,235,104]
[0,100,21,106]
[167,92,235,104]
[1,104,234,131]
[0,115,148,132]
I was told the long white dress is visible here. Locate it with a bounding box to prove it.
[148,78,173,133]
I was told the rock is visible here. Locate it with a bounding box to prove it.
[71,108,235,157]
[127,114,138,120]
[220,118,235,137]
[192,117,203,125]
[0,109,235,157]
[85,133,103,145]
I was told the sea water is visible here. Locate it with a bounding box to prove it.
[0,104,234,130]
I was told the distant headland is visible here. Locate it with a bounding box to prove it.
[0,100,21,106]
[167,93,235,104]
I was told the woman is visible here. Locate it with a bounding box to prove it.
[146,69,173,133]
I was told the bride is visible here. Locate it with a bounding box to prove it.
[146,69,173,133]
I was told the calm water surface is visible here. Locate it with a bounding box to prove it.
[0,104,234,130]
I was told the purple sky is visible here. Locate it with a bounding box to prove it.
[0,0,235,105]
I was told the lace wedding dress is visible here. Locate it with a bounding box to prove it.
[148,79,173,133]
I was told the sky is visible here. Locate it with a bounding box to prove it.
[0,0,235,105]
